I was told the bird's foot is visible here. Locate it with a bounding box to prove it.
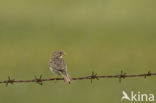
[52,75,57,83]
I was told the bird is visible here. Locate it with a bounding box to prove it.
[49,50,72,83]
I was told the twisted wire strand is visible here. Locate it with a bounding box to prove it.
[0,70,156,86]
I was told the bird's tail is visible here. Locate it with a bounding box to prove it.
[62,72,72,83]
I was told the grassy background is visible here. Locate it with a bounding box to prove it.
[0,0,156,103]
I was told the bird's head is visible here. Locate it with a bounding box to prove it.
[53,50,66,58]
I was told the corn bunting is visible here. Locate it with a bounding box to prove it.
[49,51,72,83]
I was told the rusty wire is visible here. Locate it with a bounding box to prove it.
[0,70,156,86]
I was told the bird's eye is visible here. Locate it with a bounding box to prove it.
[60,52,63,55]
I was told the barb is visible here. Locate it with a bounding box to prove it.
[0,70,156,86]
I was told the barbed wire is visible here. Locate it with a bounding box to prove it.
[0,70,156,86]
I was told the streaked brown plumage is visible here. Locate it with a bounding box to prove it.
[49,51,72,83]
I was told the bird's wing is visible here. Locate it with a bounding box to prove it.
[54,59,67,71]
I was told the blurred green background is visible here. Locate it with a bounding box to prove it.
[0,0,156,103]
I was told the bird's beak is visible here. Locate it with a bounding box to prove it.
[63,52,67,56]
